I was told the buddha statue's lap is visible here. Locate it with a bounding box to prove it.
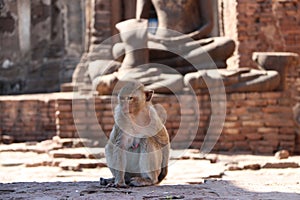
[92,18,184,95]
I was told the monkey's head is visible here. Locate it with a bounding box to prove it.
[118,81,153,114]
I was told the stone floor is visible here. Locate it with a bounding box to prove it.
[0,140,300,199]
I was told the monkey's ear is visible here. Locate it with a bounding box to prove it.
[145,90,154,102]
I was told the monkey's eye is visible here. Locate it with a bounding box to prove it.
[127,96,134,101]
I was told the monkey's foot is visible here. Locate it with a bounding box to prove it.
[99,177,114,186]
[129,177,154,187]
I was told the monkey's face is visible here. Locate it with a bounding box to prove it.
[118,87,154,115]
[117,82,154,116]
[118,89,146,114]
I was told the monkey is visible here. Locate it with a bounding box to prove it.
[100,81,170,187]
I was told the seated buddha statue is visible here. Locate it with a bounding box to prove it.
[89,0,280,95]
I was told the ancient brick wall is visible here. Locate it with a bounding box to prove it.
[221,0,300,68]
[0,95,56,142]
[0,89,297,154]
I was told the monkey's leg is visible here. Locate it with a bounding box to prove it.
[100,144,115,186]
[103,143,128,188]
[158,143,170,183]
[109,148,128,188]
[129,147,162,187]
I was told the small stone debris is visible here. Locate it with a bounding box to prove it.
[1,135,14,144]
[227,165,243,171]
[275,150,290,159]
[243,164,261,170]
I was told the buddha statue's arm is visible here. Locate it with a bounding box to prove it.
[136,0,151,20]
[187,1,214,40]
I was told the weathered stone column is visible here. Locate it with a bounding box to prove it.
[17,0,31,55]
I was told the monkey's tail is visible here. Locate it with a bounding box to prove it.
[157,166,168,183]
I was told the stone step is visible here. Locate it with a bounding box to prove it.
[59,159,107,171]
[52,136,97,148]
[0,140,63,154]
[48,147,105,159]
[262,162,299,169]
[25,159,62,168]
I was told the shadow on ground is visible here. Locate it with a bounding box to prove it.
[1,180,299,199]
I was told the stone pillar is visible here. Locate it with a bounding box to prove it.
[30,0,51,64]
[0,0,27,94]
[17,0,31,55]
[0,0,21,64]
[58,0,85,84]
[218,0,239,69]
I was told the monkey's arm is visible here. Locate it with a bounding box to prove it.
[105,126,128,187]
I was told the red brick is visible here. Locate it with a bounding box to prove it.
[256,146,274,154]
[262,106,291,113]
[56,111,74,119]
[231,107,248,115]
[225,115,239,121]
[246,133,262,140]
[278,134,296,141]
[223,128,240,135]
[181,109,195,115]
[279,127,296,134]
[216,142,234,151]
[264,119,294,127]
[258,127,278,134]
[224,134,245,141]
[261,92,282,99]
[267,99,278,105]
[233,141,251,151]
[278,98,291,106]
[223,122,240,128]
[102,111,113,117]
[229,93,246,100]
[242,121,264,127]
[59,125,76,132]
[280,141,295,148]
